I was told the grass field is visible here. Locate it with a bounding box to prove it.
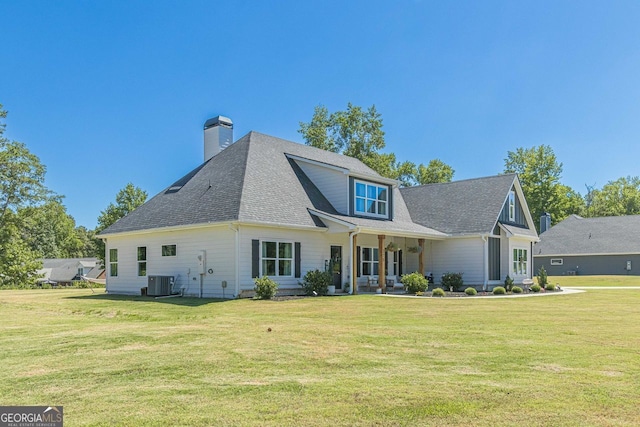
[546,275,640,287]
[1,287,639,426]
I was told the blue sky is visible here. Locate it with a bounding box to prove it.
[2,1,640,228]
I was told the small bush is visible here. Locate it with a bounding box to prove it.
[512,286,523,294]
[299,269,331,296]
[493,286,506,295]
[401,272,428,294]
[441,272,464,292]
[531,284,541,293]
[254,276,278,299]
[504,275,514,292]
[537,266,548,287]
[545,283,556,292]
[464,287,477,296]
[432,288,445,297]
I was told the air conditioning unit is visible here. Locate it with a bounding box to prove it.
[148,275,174,296]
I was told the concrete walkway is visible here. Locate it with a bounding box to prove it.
[563,286,640,290]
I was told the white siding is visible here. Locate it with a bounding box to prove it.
[237,225,349,291]
[105,225,236,298]
[428,238,485,285]
[296,161,349,214]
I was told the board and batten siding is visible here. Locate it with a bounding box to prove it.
[295,161,349,214]
[498,187,528,227]
[105,225,236,298]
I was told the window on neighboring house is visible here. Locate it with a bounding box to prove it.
[138,246,147,276]
[550,258,563,265]
[508,191,516,222]
[162,244,177,257]
[512,248,528,275]
[261,241,293,277]
[354,180,388,218]
[361,247,379,275]
[109,249,118,277]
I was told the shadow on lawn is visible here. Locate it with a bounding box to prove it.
[67,293,228,307]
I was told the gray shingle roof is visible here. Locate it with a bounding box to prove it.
[100,132,386,235]
[400,174,518,235]
[535,214,640,256]
[40,258,100,282]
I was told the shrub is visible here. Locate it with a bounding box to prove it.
[537,266,548,287]
[432,288,445,297]
[512,286,523,294]
[545,283,556,292]
[464,287,477,296]
[254,276,278,299]
[401,272,428,294]
[493,286,506,295]
[531,284,541,293]
[504,275,514,292]
[441,272,464,292]
[299,269,332,296]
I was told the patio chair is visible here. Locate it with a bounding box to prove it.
[367,276,378,292]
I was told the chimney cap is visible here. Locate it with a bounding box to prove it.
[204,116,233,130]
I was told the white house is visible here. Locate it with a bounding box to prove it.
[98,117,538,298]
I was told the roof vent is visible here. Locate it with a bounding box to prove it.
[204,116,233,162]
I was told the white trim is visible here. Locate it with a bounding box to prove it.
[161,243,177,257]
[508,191,516,221]
[353,179,390,219]
[550,258,563,265]
[285,153,350,174]
[259,239,295,278]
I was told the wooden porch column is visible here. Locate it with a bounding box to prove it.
[378,235,386,293]
[418,239,425,275]
[352,234,358,295]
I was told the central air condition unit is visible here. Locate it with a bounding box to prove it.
[148,275,174,296]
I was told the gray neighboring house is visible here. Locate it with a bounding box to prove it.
[38,258,105,286]
[534,214,640,276]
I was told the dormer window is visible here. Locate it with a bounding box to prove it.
[354,180,388,218]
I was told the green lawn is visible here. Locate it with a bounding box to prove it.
[547,275,640,287]
[1,288,639,426]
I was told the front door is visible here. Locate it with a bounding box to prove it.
[330,246,342,289]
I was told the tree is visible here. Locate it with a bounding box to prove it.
[299,103,454,186]
[0,103,50,286]
[415,159,455,185]
[19,199,84,258]
[588,176,640,217]
[504,145,583,231]
[95,183,147,262]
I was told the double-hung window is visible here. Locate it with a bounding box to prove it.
[513,248,528,275]
[109,249,118,277]
[137,246,147,276]
[262,241,293,277]
[361,247,379,275]
[354,180,388,218]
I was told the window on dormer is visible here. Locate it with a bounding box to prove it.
[508,191,515,222]
[354,180,388,218]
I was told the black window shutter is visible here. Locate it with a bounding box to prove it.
[356,246,361,277]
[398,250,403,275]
[295,242,301,278]
[251,240,259,278]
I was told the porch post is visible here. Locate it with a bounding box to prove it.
[378,235,386,292]
[418,239,425,275]
[352,234,358,295]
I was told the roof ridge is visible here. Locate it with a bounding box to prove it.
[401,173,516,191]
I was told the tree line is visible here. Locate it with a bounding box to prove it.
[1,101,638,286]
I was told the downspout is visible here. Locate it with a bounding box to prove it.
[102,238,109,294]
[481,235,488,291]
[348,228,361,295]
[229,224,240,298]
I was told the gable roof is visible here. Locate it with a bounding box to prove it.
[535,214,640,256]
[400,174,522,236]
[39,258,102,282]
[99,132,443,236]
